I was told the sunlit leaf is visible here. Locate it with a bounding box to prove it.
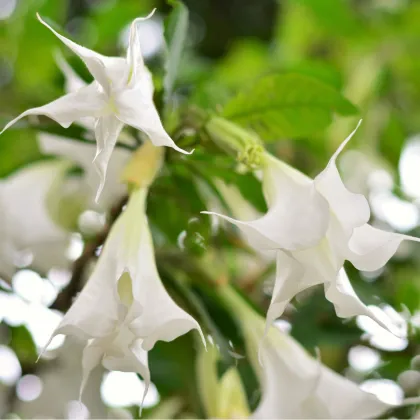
[223,72,358,141]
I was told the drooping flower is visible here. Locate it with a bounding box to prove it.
[203,122,420,335]
[221,286,420,419]
[0,160,71,277]
[1,12,190,200]
[43,180,204,405]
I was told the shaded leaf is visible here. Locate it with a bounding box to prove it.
[9,325,37,366]
[0,128,42,178]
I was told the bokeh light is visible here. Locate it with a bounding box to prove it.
[348,345,381,372]
[0,0,16,20]
[16,375,43,402]
[0,346,21,386]
[100,371,159,408]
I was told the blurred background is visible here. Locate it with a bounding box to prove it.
[1,0,420,418]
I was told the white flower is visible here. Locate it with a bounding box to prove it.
[222,286,420,419]
[0,160,71,276]
[43,187,204,405]
[38,132,130,210]
[1,12,190,201]
[54,51,95,131]
[203,122,420,335]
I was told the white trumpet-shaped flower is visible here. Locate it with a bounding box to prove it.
[1,12,190,201]
[203,122,420,335]
[0,160,71,277]
[43,186,204,405]
[221,286,420,419]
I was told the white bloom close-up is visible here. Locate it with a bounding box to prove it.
[0,160,71,277]
[0,12,190,201]
[203,122,420,335]
[221,286,420,419]
[43,186,204,405]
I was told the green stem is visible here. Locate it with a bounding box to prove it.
[171,276,233,362]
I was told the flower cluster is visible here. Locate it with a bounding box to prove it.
[1,9,419,419]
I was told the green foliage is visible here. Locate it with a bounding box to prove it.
[223,72,358,141]
[9,326,37,366]
[0,129,42,178]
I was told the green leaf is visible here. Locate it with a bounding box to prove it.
[380,112,407,168]
[223,72,358,141]
[9,325,37,365]
[0,128,43,178]
[287,61,344,90]
[163,0,189,104]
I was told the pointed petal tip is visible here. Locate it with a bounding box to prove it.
[170,142,194,155]
[138,381,150,417]
[133,8,156,24]
[197,325,207,350]
[36,12,46,25]
[365,307,406,339]
[36,333,56,363]
[330,119,363,162]
[94,185,104,204]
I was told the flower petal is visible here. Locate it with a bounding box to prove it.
[55,51,87,93]
[315,121,370,237]
[252,332,320,419]
[80,341,104,401]
[313,362,391,419]
[266,251,305,329]
[93,115,124,202]
[347,224,420,272]
[325,269,404,337]
[204,160,330,251]
[38,133,129,209]
[0,83,104,135]
[37,14,111,94]
[123,196,204,350]
[115,87,191,154]
[256,317,391,419]
[102,338,150,414]
[0,161,70,274]
[51,215,128,342]
[1,161,69,247]
[126,10,156,87]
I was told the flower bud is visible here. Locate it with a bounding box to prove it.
[205,117,264,169]
[196,341,249,419]
[121,140,164,188]
[397,370,420,396]
[411,355,420,371]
